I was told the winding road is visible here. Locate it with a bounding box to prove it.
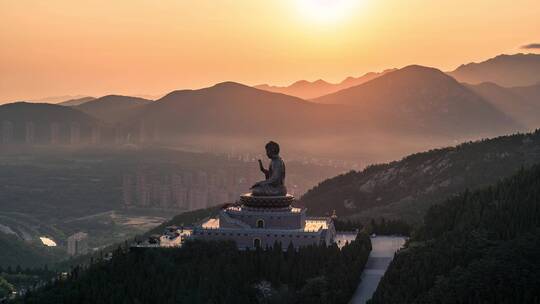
[350,236,407,304]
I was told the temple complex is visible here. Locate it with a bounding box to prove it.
[191,141,336,250]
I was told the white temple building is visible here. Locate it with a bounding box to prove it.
[191,193,336,250]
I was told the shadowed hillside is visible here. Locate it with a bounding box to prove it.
[467,82,540,129]
[131,81,352,138]
[300,130,540,223]
[0,233,64,268]
[370,164,540,303]
[0,102,97,125]
[511,82,540,106]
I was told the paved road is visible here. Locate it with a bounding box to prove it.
[350,236,407,304]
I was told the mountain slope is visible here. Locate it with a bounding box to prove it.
[466,82,540,129]
[312,65,522,137]
[76,95,151,123]
[448,53,540,86]
[510,82,540,106]
[0,233,63,268]
[134,81,351,139]
[300,130,540,223]
[370,164,540,303]
[255,69,395,99]
[0,102,97,125]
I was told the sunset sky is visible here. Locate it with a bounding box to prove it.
[1,0,539,102]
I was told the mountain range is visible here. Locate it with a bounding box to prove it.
[95,68,526,160]
[448,53,540,87]
[312,65,521,136]
[255,69,396,99]
[138,81,348,137]
[256,53,540,99]
[0,53,538,162]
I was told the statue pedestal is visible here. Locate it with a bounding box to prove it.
[193,192,336,251]
[240,193,295,208]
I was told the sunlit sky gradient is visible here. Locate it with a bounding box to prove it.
[1,0,539,102]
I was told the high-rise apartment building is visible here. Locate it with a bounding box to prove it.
[67,232,88,256]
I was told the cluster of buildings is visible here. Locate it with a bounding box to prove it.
[122,168,257,211]
[0,120,160,146]
[121,165,317,212]
[0,121,101,145]
[133,226,192,249]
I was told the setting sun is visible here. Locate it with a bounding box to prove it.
[296,0,361,23]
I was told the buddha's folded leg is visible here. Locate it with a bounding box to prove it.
[251,184,287,196]
[250,185,268,196]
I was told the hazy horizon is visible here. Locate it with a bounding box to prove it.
[1,0,539,102]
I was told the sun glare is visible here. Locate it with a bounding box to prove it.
[296,0,360,24]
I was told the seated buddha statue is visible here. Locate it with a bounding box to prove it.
[250,141,287,196]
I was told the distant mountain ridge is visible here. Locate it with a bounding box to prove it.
[312,65,522,137]
[76,95,152,124]
[136,81,350,138]
[58,97,96,106]
[1,54,537,161]
[448,53,540,87]
[30,95,90,104]
[255,69,396,99]
[129,73,521,142]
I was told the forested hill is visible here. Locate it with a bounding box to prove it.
[0,233,64,268]
[300,129,540,223]
[369,163,540,303]
[18,235,372,304]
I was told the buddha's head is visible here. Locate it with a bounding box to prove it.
[265,141,280,159]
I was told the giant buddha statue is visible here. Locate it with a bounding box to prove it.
[250,141,287,197]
